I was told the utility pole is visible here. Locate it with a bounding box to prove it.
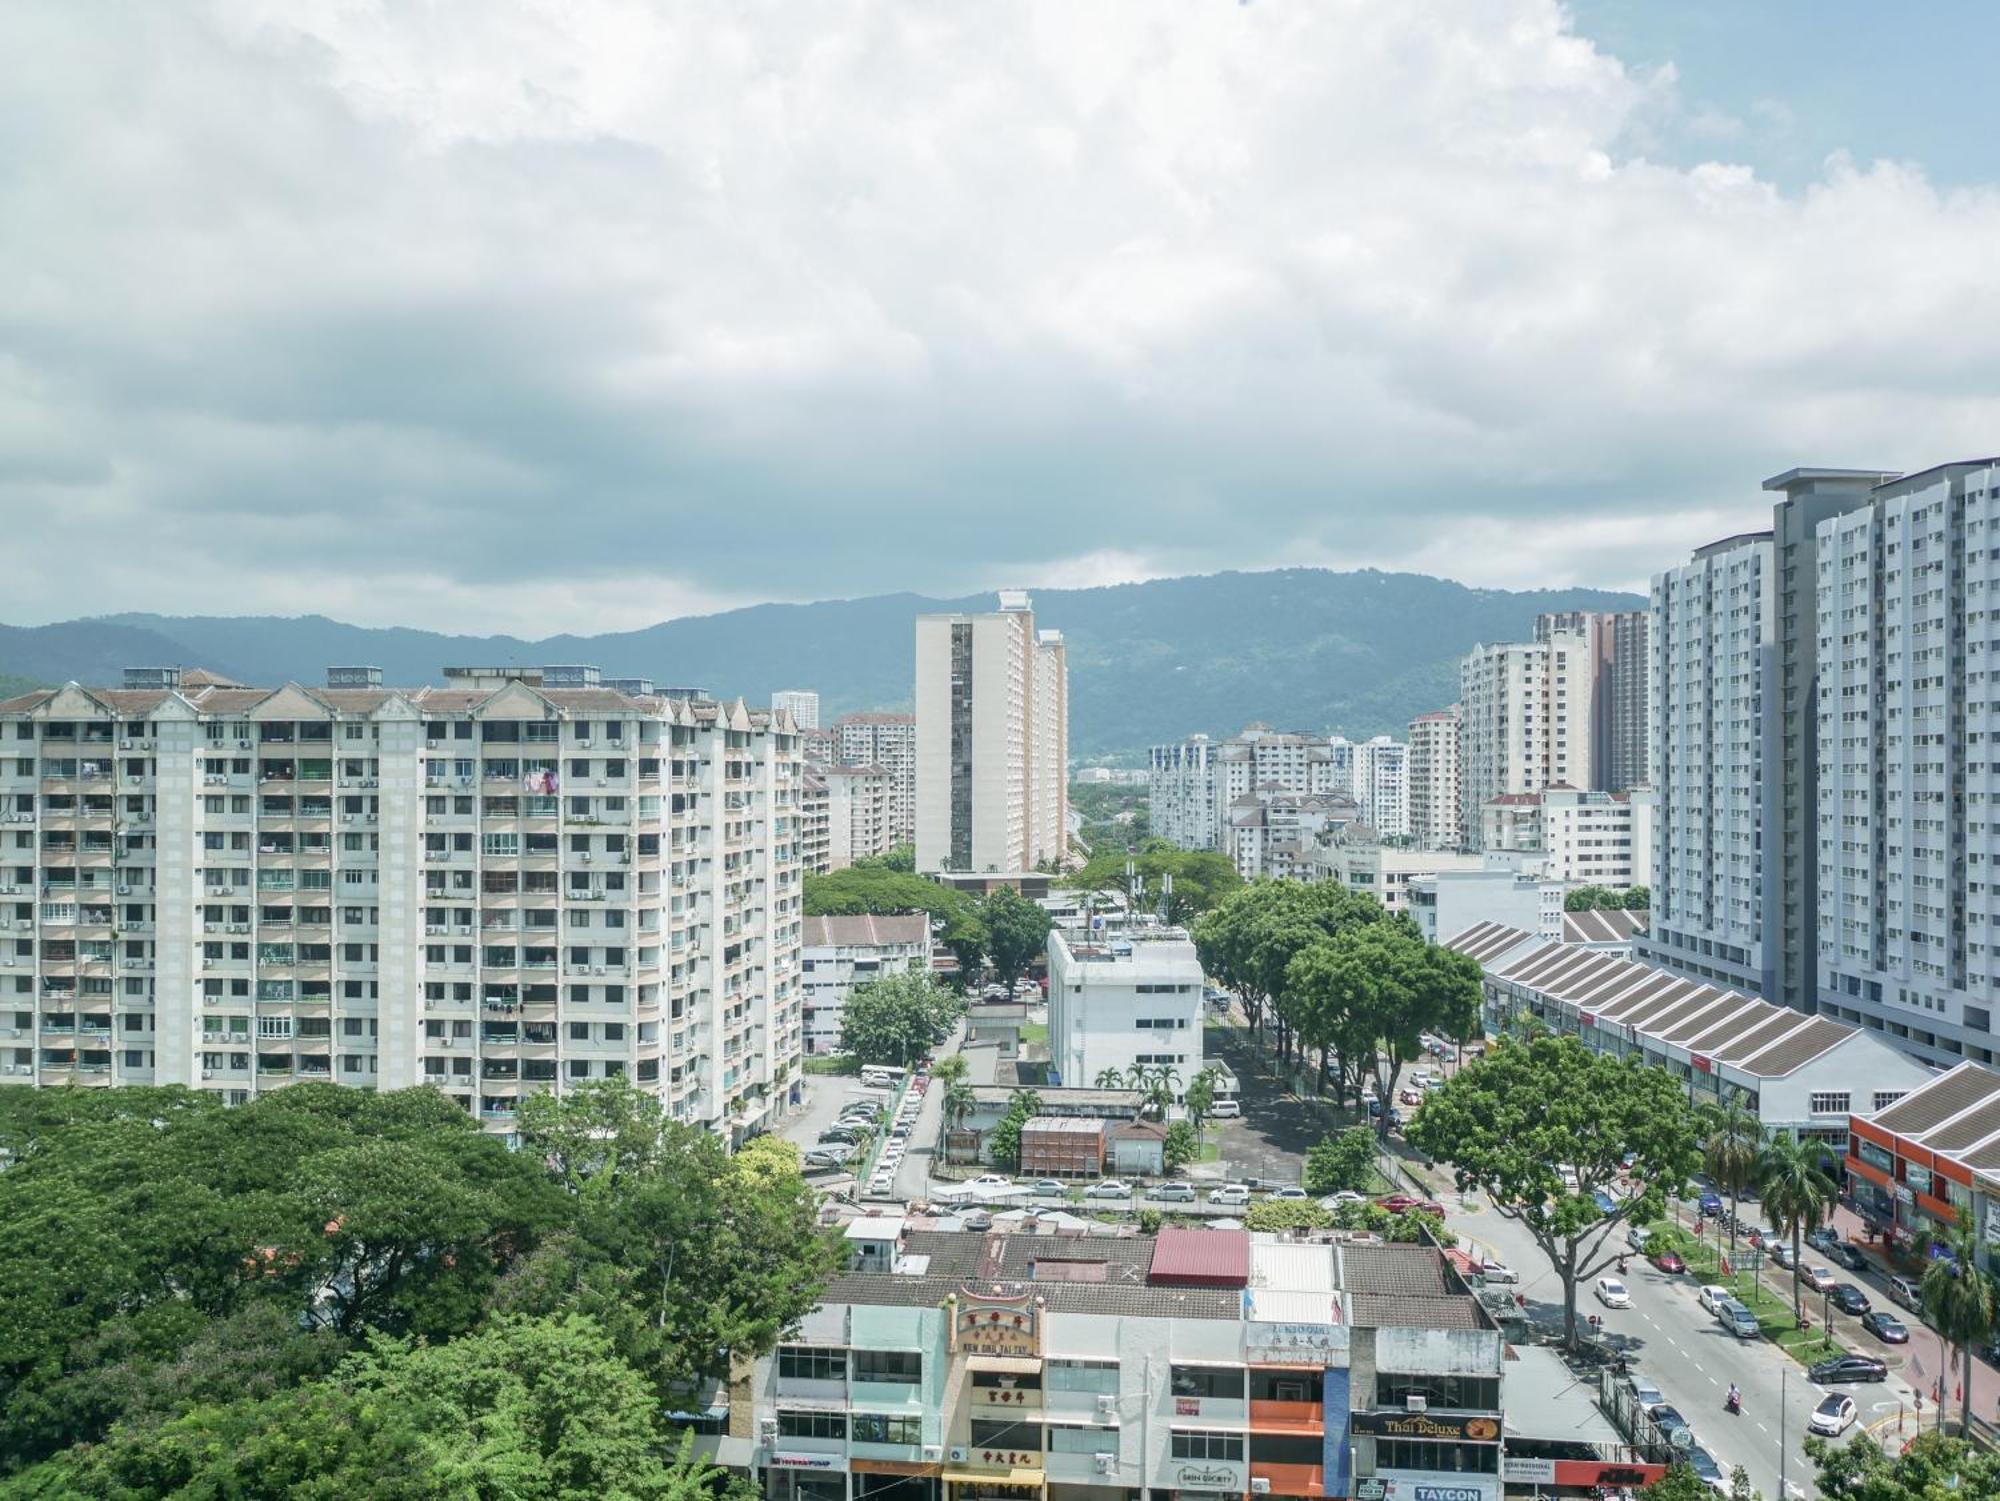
[1777,1364,1787,1501]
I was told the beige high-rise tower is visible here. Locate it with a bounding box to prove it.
[914,592,1069,873]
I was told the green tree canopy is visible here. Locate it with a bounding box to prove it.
[1067,844,1242,923]
[1809,1428,2000,1501]
[986,1090,1042,1172]
[1303,1126,1378,1195]
[837,972,964,1067]
[982,888,1054,992]
[1917,1225,1997,1431]
[1407,1034,1699,1347]
[1192,880,1384,1052]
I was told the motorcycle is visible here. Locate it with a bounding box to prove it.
[1724,1391,1742,1416]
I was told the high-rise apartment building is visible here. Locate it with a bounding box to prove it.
[0,666,803,1140]
[1407,708,1463,850]
[833,713,915,848]
[1812,460,2000,1067]
[1146,734,1218,850]
[1534,610,1651,792]
[1456,632,1594,850]
[798,770,832,877]
[1351,735,1410,840]
[1636,531,1779,998]
[821,764,893,871]
[772,690,820,732]
[914,593,1068,874]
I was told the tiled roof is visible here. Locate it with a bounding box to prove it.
[802,915,931,948]
[1348,1293,1488,1330]
[1338,1243,1452,1297]
[1870,1061,2000,1136]
[1562,908,1649,944]
[1443,923,1536,965]
[1149,1227,1250,1287]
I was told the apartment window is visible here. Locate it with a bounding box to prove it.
[1374,1440,1498,1474]
[852,1350,921,1385]
[970,1419,1042,1452]
[776,1346,847,1382]
[1170,1431,1244,1463]
[1808,1092,1851,1115]
[851,1415,923,1446]
[1044,1360,1118,1395]
[776,1411,846,1441]
[1048,1425,1118,1455]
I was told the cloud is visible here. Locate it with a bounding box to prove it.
[3,0,2000,630]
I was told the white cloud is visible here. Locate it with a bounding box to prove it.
[3,0,1999,631]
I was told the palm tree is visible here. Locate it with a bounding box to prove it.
[1758,1134,1837,1327]
[1142,1077,1175,1120]
[1124,1063,1151,1090]
[1701,1099,1763,1262]
[1095,1067,1126,1090]
[931,1053,970,1088]
[1920,1226,1997,1433]
[1150,1063,1184,1099]
[942,1079,978,1134]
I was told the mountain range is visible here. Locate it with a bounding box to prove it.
[0,569,1643,759]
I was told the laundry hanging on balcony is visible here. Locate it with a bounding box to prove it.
[521,769,560,795]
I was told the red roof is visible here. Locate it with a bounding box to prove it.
[1149,1227,1250,1288]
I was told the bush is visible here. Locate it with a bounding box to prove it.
[1303,1127,1377,1195]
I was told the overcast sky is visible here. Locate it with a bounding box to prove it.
[6,1,1999,633]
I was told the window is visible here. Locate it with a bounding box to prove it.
[1872,1091,1907,1112]
[1048,1425,1116,1455]
[1856,1138,1894,1174]
[1044,1361,1118,1395]
[969,1419,1041,1452]
[1374,1440,1498,1475]
[852,1350,921,1385]
[1809,1092,1852,1115]
[851,1415,923,1446]
[1170,1366,1242,1401]
[777,1411,846,1441]
[1171,1431,1243,1463]
[776,1347,846,1382]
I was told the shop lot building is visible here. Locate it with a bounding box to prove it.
[1450,922,1933,1147]
[748,1220,1517,1501]
[1846,1061,2000,1274]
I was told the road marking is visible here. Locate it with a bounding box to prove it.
[1756,1422,1769,1434]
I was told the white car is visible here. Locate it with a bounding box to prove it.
[1697,1284,1730,1315]
[1594,1277,1631,1308]
[1269,1186,1308,1201]
[1478,1259,1518,1284]
[1319,1190,1368,1210]
[1084,1179,1134,1200]
[1208,1184,1252,1206]
[966,1174,1014,1191]
[1808,1393,1857,1436]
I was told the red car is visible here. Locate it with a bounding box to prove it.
[1651,1250,1687,1274]
[1376,1194,1447,1216]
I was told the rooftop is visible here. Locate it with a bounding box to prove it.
[802,914,932,949]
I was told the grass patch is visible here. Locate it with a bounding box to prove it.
[1020,1022,1049,1047]
[803,1054,859,1076]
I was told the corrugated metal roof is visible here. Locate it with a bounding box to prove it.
[1149,1227,1250,1287]
[803,914,931,948]
[1243,1287,1341,1324]
[1871,1061,2000,1135]
[1249,1241,1336,1291]
[1349,1293,1486,1330]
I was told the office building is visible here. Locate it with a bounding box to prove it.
[823,764,894,872]
[1046,926,1204,1090]
[1635,531,1780,1000]
[835,714,917,849]
[1812,460,2000,1066]
[800,914,934,1057]
[914,593,1068,874]
[1456,632,1594,852]
[747,1221,1523,1501]
[1478,787,1653,890]
[774,691,822,732]
[0,666,804,1140]
[1407,709,1462,851]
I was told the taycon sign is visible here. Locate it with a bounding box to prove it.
[1376,1476,1500,1501]
[1351,1413,1500,1442]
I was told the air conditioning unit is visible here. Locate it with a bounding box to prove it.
[426,924,445,935]
[758,1419,778,1442]
[456,924,473,936]
[440,1037,454,1048]
[580,853,593,863]
[1096,1394,1117,1420]
[239,739,253,749]
[948,1448,968,1464]
[364,814,377,824]
[120,740,132,750]
[342,815,354,824]
[117,885,131,895]
[593,965,606,976]
[578,739,593,748]
[1406,1395,1428,1413]
[921,1446,943,1463]
[1094,1453,1117,1475]
[201,1068,214,1079]
[202,958,214,968]
[595,778,608,788]
[1251,1482,1271,1495]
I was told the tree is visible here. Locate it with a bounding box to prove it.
[1303,1127,1378,1195]
[1758,1132,1838,1326]
[1643,1466,1724,1501]
[1809,1428,2000,1500]
[803,865,965,921]
[1184,1068,1218,1132]
[930,1053,970,1088]
[1918,1226,1996,1432]
[982,888,1053,993]
[1163,1121,1199,1172]
[1095,1067,1127,1090]
[837,972,963,1067]
[1622,885,1650,910]
[985,1091,1041,1172]
[1407,1034,1699,1348]
[1699,1099,1763,1263]
[1066,845,1242,924]
[1194,881,1383,1059]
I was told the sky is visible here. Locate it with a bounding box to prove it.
[4,0,1999,634]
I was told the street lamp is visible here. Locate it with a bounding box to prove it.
[1821,1284,1833,1359]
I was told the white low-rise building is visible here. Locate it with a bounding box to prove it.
[1308,840,1491,917]
[1479,786,1653,890]
[1047,927,1205,1091]
[800,914,934,1057]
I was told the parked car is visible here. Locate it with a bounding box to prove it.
[1269,1186,1308,1201]
[1802,1264,1837,1293]
[1861,1310,1909,1344]
[1207,1184,1251,1206]
[1319,1190,1367,1211]
[1648,1403,1693,1441]
[1887,1273,1924,1312]
[1591,1189,1619,1216]
[1829,1283,1872,1315]
[1686,1446,1727,1495]
[1652,1250,1687,1274]
[1697,1284,1730,1315]
[1624,1375,1664,1410]
[1152,1182,1196,1203]
[960,1208,994,1231]
[1808,1355,1888,1384]
[1209,1099,1242,1119]
[1716,1298,1760,1341]
[1833,1242,1870,1272]
[1808,1226,1841,1254]
[1398,1089,1423,1106]
[1808,1393,1858,1437]
[818,1128,860,1145]
[1478,1259,1519,1284]
[1698,1190,1725,1216]
[1594,1276,1631,1308]
[966,1174,1014,1191]
[1084,1179,1134,1200]
[1768,1242,1796,1270]
[1029,1179,1067,1197]
[1626,1224,1652,1250]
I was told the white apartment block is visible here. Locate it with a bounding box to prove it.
[834,714,916,848]
[1147,735,1218,850]
[0,665,804,1142]
[1457,633,1595,852]
[799,913,933,1057]
[1046,926,1204,1090]
[799,770,832,877]
[773,691,821,732]
[1635,531,1780,1001]
[1350,735,1410,840]
[1222,791,1359,882]
[915,593,1068,874]
[823,764,894,872]
[1478,787,1653,890]
[1307,839,1490,916]
[1814,459,2000,1067]
[1407,708,1463,851]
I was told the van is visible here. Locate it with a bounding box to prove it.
[1888,1274,1923,1312]
[1716,1297,1759,1341]
[1210,1099,1242,1119]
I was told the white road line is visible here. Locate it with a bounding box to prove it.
[1756,1422,1769,1434]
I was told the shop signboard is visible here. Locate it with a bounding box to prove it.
[1243,1321,1348,1365]
[771,1453,841,1471]
[1984,1199,2000,1249]
[1350,1413,1501,1442]
[1375,1472,1501,1501]
[1502,1459,1556,1485]
[954,1291,1039,1358]
[1173,1463,1244,1492]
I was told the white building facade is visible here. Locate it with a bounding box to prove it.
[800,914,933,1057]
[915,593,1068,875]
[834,714,916,849]
[1147,735,1219,850]
[1407,709,1462,851]
[773,691,821,732]
[1456,633,1594,852]
[1351,735,1410,840]
[1046,927,1205,1089]
[0,667,804,1140]
[823,764,894,872]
